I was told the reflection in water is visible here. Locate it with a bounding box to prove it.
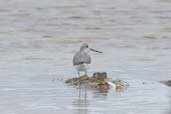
[92,91,108,100]
[72,86,89,114]
[71,84,129,114]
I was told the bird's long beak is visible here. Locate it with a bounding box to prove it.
[90,48,103,53]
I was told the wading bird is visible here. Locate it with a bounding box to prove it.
[73,43,102,78]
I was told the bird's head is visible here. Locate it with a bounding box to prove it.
[80,43,102,53]
[80,43,89,51]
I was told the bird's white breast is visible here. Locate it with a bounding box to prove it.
[75,63,89,72]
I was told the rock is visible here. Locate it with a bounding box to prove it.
[90,72,107,82]
[113,80,129,87]
[98,83,110,89]
[112,79,129,91]
[65,72,128,92]
[79,75,89,82]
[98,83,110,93]
[160,80,171,86]
[86,82,110,93]
[65,77,78,84]
[65,75,89,85]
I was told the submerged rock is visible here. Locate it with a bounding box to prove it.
[65,72,128,92]
[112,80,129,91]
[160,80,171,86]
[113,80,129,87]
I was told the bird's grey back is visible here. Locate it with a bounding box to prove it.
[73,51,91,65]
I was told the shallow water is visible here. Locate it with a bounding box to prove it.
[0,0,171,114]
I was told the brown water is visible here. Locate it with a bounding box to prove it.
[0,0,171,114]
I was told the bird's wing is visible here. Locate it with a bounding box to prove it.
[73,52,91,65]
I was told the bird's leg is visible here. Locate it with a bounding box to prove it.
[84,70,87,99]
[77,71,81,98]
[85,69,87,76]
[77,71,81,84]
